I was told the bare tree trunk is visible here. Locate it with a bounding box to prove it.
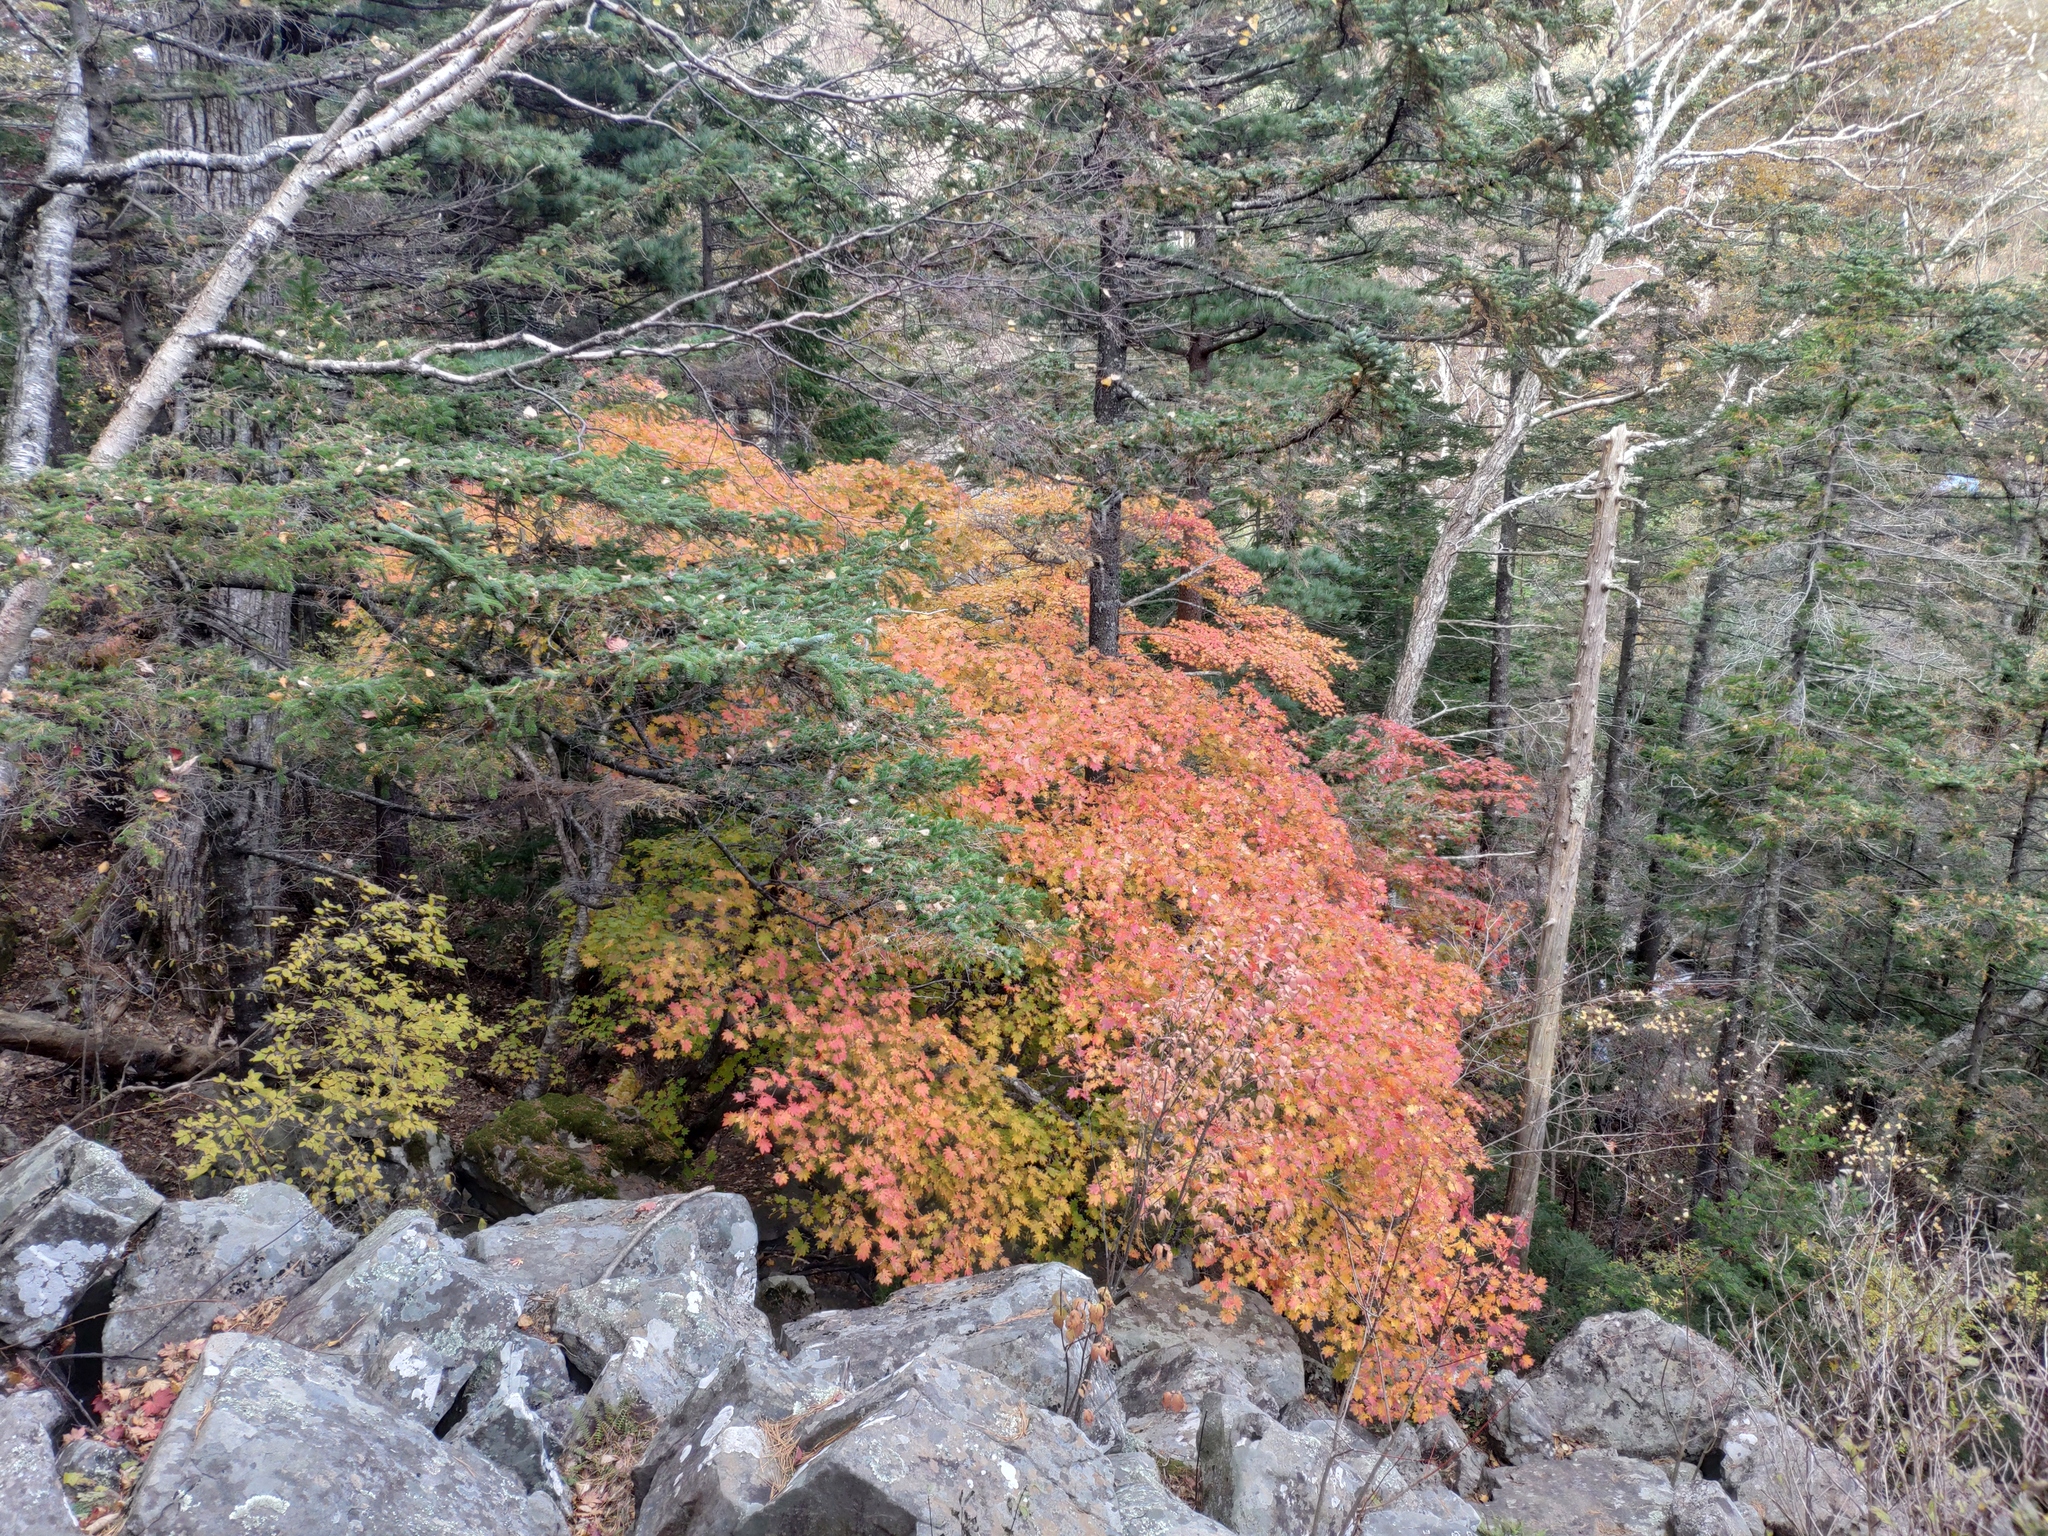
[372,775,414,884]
[4,49,90,477]
[1505,425,1629,1228]
[1385,371,1544,723]
[1480,500,1518,854]
[0,576,56,816]
[88,0,568,467]
[207,587,291,1038]
[1590,499,1651,907]
[1088,211,1134,658]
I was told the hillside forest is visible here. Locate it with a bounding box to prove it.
[1,0,2046,1523]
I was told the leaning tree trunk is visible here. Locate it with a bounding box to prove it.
[1505,425,1630,1229]
[88,0,570,467]
[0,576,57,818]
[1480,500,1518,854]
[1385,371,1544,724]
[3,54,90,477]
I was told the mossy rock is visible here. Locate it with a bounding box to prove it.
[460,1094,682,1217]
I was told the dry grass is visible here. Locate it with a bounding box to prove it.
[563,1401,656,1536]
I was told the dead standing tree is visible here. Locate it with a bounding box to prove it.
[1380,0,1970,725]
[1505,424,1629,1228]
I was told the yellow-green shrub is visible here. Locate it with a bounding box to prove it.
[177,889,494,1211]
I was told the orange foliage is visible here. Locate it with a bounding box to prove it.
[1322,718,1533,967]
[577,406,1536,1417]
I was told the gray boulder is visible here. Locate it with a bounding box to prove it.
[1418,1413,1486,1499]
[272,1208,520,1428]
[0,1390,75,1535]
[1519,1310,1754,1462]
[466,1192,758,1310]
[1480,1448,1676,1536]
[1718,1409,1872,1536]
[730,1353,1118,1536]
[0,1127,163,1347]
[1197,1392,1406,1536]
[1350,1486,1482,1536]
[1127,1406,1203,1464]
[1120,1340,1263,1418]
[556,1267,774,1379]
[632,1345,840,1536]
[781,1262,1122,1446]
[1108,1449,1235,1536]
[1675,1465,1766,1536]
[1114,1265,1305,1414]
[123,1332,563,1536]
[449,1335,581,1504]
[54,1433,133,1518]
[1482,1367,1556,1463]
[102,1182,354,1370]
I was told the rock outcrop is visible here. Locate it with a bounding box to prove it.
[0,1389,75,1535]
[1114,1265,1306,1414]
[781,1260,1123,1446]
[740,1353,1121,1536]
[0,1126,163,1347]
[466,1191,759,1309]
[0,1127,1895,1536]
[272,1208,522,1428]
[1197,1391,1405,1536]
[1718,1409,1871,1536]
[1495,1310,1756,1464]
[631,1344,835,1536]
[123,1332,564,1536]
[102,1181,353,1370]
[1481,1448,1678,1536]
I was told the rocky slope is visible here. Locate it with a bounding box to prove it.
[0,1126,1873,1535]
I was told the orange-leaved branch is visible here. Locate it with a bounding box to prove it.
[576,408,1537,1419]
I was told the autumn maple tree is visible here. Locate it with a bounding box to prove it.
[569,405,1538,1416]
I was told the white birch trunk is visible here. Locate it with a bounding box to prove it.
[87,0,570,468]
[3,57,90,478]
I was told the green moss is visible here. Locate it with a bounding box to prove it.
[463,1093,681,1205]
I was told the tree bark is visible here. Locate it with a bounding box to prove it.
[372,775,414,884]
[1964,712,2048,1091]
[3,49,90,477]
[1505,425,1630,1228]
[88,0,569,467]
[1087,209,1134,657]
[1480,500,1518,854]
[0,575,56,815]
[206,587,292,1038]
[1590,499,1651,907]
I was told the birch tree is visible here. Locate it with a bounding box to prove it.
[1381,0,1974,724]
